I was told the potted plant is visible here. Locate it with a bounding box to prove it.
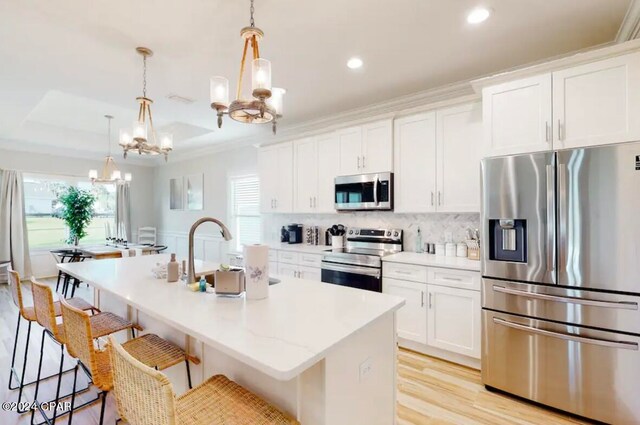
[56,186,96,246]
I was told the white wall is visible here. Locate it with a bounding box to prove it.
[0,147,155,277]
[152,145,258,259]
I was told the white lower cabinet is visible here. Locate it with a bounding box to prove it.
[427,284,481,359]
[383,278,427,345]
[383,261,481,366]
[271,250,322,280]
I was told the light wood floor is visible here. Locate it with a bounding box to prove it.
[0,279,595,425]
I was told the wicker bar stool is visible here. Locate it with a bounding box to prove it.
[59,299,198,425]
[29,279,142,425]
[108,335,299,425]
[5,268,95,414]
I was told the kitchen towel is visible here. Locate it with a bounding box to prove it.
[244,244,269,300]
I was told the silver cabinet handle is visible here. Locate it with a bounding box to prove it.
[557,119,564,141]
[357,156,361,169]
[395,269,412,275]
[441,276,462,282]
[438,191,442,206]
[362,155,366,169]
[492,285,638,310]
[309,197,312,208]
[545,121,551,142]
[271,199,275,209]
[428,292,433,309]
[313,197,316,208]
[421,291,425,307]
[431,192,434,206]
[493,317,638,350]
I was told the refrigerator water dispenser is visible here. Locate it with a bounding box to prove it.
[489,219,527,263]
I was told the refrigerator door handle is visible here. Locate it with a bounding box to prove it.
[557,162,568,276]
[493,317,638,350]
[546,163,556,276]
[492,285,639,310]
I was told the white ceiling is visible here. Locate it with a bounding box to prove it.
[0,0,631,162]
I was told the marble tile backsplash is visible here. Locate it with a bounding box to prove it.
[263,212,480,252]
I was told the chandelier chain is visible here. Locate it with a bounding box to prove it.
[107,116,112,156]
[142,54,147,97]
[250,0,255,27]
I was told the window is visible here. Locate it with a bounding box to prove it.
[23,174,116,249]
[229,175,261,252]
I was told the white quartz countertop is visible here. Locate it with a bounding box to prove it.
[382,252,481,272]
[58,254,404,381]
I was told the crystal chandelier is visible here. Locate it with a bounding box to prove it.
[119,47,173,161]
[210,0,285,134]
[90,115,132,183]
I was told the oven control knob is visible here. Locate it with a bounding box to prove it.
[386,231,391,236]
[355,230,359,235]
[393,231,399,237]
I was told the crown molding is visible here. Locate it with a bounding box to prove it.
[160,80,479,164]
[0,138,157,167]
[471,38,640,91]
[617,0,640,42]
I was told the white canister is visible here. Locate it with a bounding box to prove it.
[243,244,269,300]
[456,243,468,258]
[331,235,344,249]
[445,243,456,257]
[435,243,445,256]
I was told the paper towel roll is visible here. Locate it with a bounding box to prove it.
[244,244,269,300]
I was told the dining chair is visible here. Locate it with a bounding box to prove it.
[108,335,299,425]
[60,299,198,425]
[6,268,95,414]
[29,278,142,425]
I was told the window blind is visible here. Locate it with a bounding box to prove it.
[230,175,261,252]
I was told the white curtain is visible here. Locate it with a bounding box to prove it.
[115,182,131,242]
[0,170,32,278]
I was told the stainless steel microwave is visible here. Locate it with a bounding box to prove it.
[334,172,393,211]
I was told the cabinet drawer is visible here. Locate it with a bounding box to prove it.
[268,250,278,262]
[383,262,428,283]
[278,251,300,265]
[299,253,322,268]
[428,268,480,291]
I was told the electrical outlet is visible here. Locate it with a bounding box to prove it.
[359,357,372,382]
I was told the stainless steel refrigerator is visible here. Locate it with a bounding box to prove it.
[481,142,640,424]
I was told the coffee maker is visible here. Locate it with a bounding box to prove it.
[287,224,303,244]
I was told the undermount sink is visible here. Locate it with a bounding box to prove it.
[269,277,280,285]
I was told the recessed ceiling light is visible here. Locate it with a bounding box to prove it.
[347,57,363,69]
[467,7,491,24]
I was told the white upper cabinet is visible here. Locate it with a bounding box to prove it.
[258,146,278,213]
[482,74,553,157]
[436,102,482,212]
[293,138,317,213]
[553,52,640,150]
[338,126,363,175]
[361,119,393,173]
[258,142,293,213]
[338,120,393,176]
[394,112,437,213]
[315,133,341,213]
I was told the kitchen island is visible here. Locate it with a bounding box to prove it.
[59,254,404,425]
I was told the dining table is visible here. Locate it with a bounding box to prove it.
[72,244,159,259]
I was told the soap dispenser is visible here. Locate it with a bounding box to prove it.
[167,253,179,282]
[415,227,424,253]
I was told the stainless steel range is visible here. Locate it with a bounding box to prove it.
[321,227,402,292]
[481,142,640,425]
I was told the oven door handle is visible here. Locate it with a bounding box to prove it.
[321,262,381,277]
[493,318,638,350]
[373,176,379,206]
